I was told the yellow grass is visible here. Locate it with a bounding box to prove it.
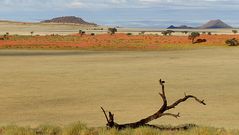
[0,21,105,36]
[0,47,239,129]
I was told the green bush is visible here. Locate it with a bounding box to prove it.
[188,32,200,44]
[108,28,117,35]
[161,30,175,36]
[232,30,238,34]
[126,33,132,36]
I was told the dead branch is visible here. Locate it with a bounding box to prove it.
[101,79,206,130]
[101,107,109,123]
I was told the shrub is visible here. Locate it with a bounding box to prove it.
[162,30,175,36]
[139,31,145,35]
[194,39,207,44]
[232,30,238,34]
[166,30,174,36]
[3,34,9,40]
[188,32,200,44]
[91,33,95,36]
[79,30,86,36]
[208,32,212,35]
[182,31,188,34]
[126,33,132,36]
[30,31,34,36]
[161,31,168,36]
[108,28,117,35]
[225,38,239,46]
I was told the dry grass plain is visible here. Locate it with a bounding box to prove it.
[0,47,239,130]
[0,21,238,36]
[0,21,105,35]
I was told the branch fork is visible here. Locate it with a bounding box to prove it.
[101,79,206,130]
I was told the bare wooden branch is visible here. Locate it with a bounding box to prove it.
[158,79,167,111]
[167,94,206,110]
[101,79,206,130]
[159,79,166,96]
[101,107,109,123]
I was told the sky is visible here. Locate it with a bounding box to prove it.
[0,0,239,28]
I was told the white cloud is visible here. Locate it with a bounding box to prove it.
[67,1,85,8]
[110,0,128,4]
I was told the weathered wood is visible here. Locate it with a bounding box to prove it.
[101,79,206,130]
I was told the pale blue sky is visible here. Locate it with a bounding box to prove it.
[0,0,238,28]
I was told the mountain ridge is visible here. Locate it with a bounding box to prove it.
[167,25,194,29]
[41,16,97,26]
[167,19,233,29]
[199,19,232,29]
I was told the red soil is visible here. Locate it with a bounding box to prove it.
[0,33,238,50]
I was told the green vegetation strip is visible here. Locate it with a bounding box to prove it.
[0,122,238,135]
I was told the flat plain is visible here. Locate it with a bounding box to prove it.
[0,21,238,36]
[0,47,238,129]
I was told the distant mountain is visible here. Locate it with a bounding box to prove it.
[199,19,232,29]
[167,19,233,29]
[167,25,194,29]
[41,16,97,26]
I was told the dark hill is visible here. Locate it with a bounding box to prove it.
[199,19,232,29]
[41,16,97,26]
[167,25,194,29]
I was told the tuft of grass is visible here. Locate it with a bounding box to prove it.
[36,124,62,135]
[62,121,95,135]
[1,125,36,135]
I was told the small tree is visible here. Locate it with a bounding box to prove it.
[79,30,85,36]
[30,31,34,36]
[162,30,175,36]
[139,31,145,35]
[225,38,239,46]
[126,33,132,36]
[166,30,174,36]
[182,31,188,34]
[3,32,9,40]
[108,28,117,35]
[161,31,168,36]
[188,32,200,44]
[232,30,238,34]
[208,32,212,35]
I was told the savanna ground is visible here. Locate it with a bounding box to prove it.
[0,22,239,134]
[0,47,239,134]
